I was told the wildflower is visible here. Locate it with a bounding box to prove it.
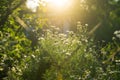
[85,39,88,43]
[11,67,16,72]
[63,39,69,44]
[66,52,71,56]
[77,21,81,24]
[114,30,120,35]
[101,51,106,55]
[50,25,56,28]
[116,34,120,38]
[84,49,86,52]
[59,34,67,38]
[114,30,120,38]
[85,24,88,27]
[35,49,39,52]
[115,60,120,63]
[24,55,27,58]
[112,37,116,40]
[89,48,92,52]
[38,37,44,40]
[31,54,35,58]
[55,27,60,31]
[68,31,74,35]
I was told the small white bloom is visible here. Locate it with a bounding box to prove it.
[116,34,120,38]
[31,55,35,58]
[85,39,88,43]
[85,24,88,26]
[84,49,86,52]
[66,52,71,56]
[112,37,116,40]
[38,37,44,40]
[114,30,120,35]
[114,31,118,34]
[77,21,81,24]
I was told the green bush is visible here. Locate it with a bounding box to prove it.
[0,25,32,80]
[21,24,102,80]
[1,23,120,80]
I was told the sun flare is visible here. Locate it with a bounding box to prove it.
[48,0,68,8]
[26,0,40,12]
[26,0,72,12]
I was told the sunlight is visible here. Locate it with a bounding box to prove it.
[26,0,72,12]
[48,0,68,8]
[26,0,40,12]
[47,0,71,11]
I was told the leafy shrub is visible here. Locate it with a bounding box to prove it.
[21,24,102,80]
[0,24,32,80]
[1,23,120,80]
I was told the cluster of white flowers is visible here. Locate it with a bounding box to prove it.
[114,30,120,38]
